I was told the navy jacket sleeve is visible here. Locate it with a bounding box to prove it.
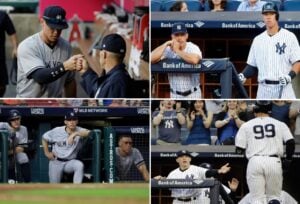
[80,69,99,97]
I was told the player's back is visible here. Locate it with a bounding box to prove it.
[236,116,293,158]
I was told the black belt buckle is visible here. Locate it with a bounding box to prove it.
[172,87,197,96]
[264,80,280,85]
[269,154,278,158]
[176,197,195,202]
[57,157,70,162]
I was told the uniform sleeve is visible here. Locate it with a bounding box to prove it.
[247,39,257,67]
[0,122,10,130]
[17,41,45,77]
[18,126,28,144]
[288,32,300,64]
[80,69,99,97]
[3,12,16,35]
[197,166,208,180]
[235,124,247,149]
[42,129,54,143]
[188,42,202,58]
[281,122,294,142]
[133,148,145,167]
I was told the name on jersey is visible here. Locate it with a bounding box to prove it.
[222,23,256,29]
[162,62,201,69]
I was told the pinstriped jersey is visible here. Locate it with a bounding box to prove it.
[167,165,207,198]
[0,122,28,144]
[235,116,293,159]
[163,42,202,92]
[247,28,300,82]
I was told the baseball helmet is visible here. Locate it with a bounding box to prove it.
[8,109,21,121]
[268,199,280,204]
[199,162,212,170]
[253,101,272,114]
[262,2,279,21]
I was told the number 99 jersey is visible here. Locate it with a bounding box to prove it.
[235,116,293,159]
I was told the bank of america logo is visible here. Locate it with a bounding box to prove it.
[194,21,204,28]
[202,60,215,68]
[256,22,265,28]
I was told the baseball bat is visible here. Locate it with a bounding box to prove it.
[279,85,284,99]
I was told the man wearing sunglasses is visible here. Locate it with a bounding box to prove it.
[115,135,149,181]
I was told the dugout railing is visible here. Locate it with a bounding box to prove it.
[151,178,221,204]
[0,131,9,182]
[103,126,149,183]
[151,58,248,98]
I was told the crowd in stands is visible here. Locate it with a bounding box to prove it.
[152,100,300,145]
[151,0,299,12]
[0,99,149,107]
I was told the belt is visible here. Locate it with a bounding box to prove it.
[262,80,280,85]
[175,197,197,202]
[57,157,71,162]
[254,154,279,158]
[170,86,199,96]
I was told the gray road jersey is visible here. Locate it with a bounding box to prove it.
[115,147,144,180]
[0,122,28,144]
[16,32,74,98]
[42,126,88,159]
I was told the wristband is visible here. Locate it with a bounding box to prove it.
[288,70,296,79]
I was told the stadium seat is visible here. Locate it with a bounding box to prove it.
[151,0,162,11]
[163,0,202,11]
[283,0,300,11]
[225,0,242,11]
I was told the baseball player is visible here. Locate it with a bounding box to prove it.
[115,135,149,181]
[0,109,31,182]
[152,100,186,144]
[151,22,202,98]
[42,112,90,183]
[17,5,83,98]
[239,190,298,204]
[235,101,295,203]
[238,2,300,99]
[154,150,231,204]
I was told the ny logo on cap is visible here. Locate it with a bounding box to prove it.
[13,113,18,117]
[70,112,75,117]
[266,5,272,9]
[177,25,182,30]
[56,15,62,20]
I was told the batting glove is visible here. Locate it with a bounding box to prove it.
[238,73,246,84]
[279,75,291,86]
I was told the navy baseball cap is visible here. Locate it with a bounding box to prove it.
[64,112,78,120]
[43,6,68,30]
[176,150,192,158]
[172,22,187,35]
[94,34,126,56]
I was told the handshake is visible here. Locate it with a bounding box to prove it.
[63,54,88,74]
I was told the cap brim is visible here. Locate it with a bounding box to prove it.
[65,117,78,120]
[45,20,69,30]
[9,116,21,121]
[177,153,192,158]
[172,31,187,35]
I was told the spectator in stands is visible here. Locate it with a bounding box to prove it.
[0,110,31,183]
[170,1,189,12]
[115,135,149,181]
[87,99,99,107]
[152,100,186,144]
[237,0,266,11]
[78,33,132,98]
[185,100,213,145]
[151,22,202,98]
[289,101,300,144]
[0,10,18,97]
[271,100,292,127]
[215,100,246,145]
[209,0,227,11]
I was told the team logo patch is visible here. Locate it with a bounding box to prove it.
[177,25,182,30]
[275,42,286,55]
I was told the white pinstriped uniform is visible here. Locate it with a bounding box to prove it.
[235,117,294,204]
[163,42,202,99]
[167,165,207,204]
[239,191,298,204]
[247,28,300,99]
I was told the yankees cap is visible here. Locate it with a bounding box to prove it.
[172,22,187,35]
[43,5,68,30]
[176,150,192,158]
[64,112,78,120]
[95,34,126,56]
